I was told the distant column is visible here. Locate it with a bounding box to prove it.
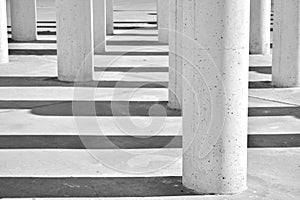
[106,0,114,35]
[168,0,183,110]
[6,0,10,26]
[56,0,94,82]
[0,0,9,63]
[10,0,37,41]
[182,0,249,194]
[94,0,106,54]
[250,0,271,54]
[157,0,170,43]
[272,0,300,87]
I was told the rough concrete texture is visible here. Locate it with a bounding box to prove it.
[0,0,300,199]
[182,0,249,194]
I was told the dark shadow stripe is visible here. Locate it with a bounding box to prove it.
[35,101,181,116]
[37,25,56,28]
[0,77,168,88]
[9,49,57,55]
[249,107,300,118]
[114,33,158,36]
[97,51,168,56]
[8,25,56,28]
[95,66,168,72]
[37,31,56,35]
[8,31,56,35]
[249,66,272,74]
[0,134,299,149]
[114,21,157,24]
[114,27,157,30]
[0,177,197,198]
[248,134,300,148]
[0,101,65,109]
[114,9,157,12]
[249,81,273,89]
[107,40,163,46]
[9,50,167,56]
[97,81,167,88]
[0,101,181,117]
[8,38,56,43]
[0,135,182,149]
[37,21,56,24]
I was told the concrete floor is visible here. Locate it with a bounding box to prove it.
[0,0,300,199]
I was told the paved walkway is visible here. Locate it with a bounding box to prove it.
[0,0,299,199]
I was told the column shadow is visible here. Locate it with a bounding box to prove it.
[0,177,198,198]
[0,101,181,117]
[249,106,300,119]
[0,135,182,149]
[0,76,168,88]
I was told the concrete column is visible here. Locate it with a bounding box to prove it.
[6,0,10,26]
[94,0,106,54]
[0,0,9,63]
[168,0,183,110]
[10,0,37,41]
[56,0,94,82]
[272,0,300,87]
[182,0,249,194]
[106,0,114,35]
[250,0,271,54]
[157,0,170,43]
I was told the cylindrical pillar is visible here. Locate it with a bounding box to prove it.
[168,0,183,110]
[182,0,249,194]
[56,0,94,82]
[157,0,170,43]
[106,0,114,35]
[0,0,9,63]
[250,0,271,54]
[272,0,300,87]
[94,0,106,54]
[6,0,10,26]
[10,0,37,41]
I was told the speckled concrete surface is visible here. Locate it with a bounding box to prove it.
[0,0,299,199]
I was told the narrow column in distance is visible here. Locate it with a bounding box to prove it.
[94,0,106,54]
[272,0,300,87]
[106,0,114,35]
[56,0,94,82]
[157,0,170,43]
[168,0,183,110]
[10,0,37,41]
[0,0,9,63]
[250,0,271,54]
